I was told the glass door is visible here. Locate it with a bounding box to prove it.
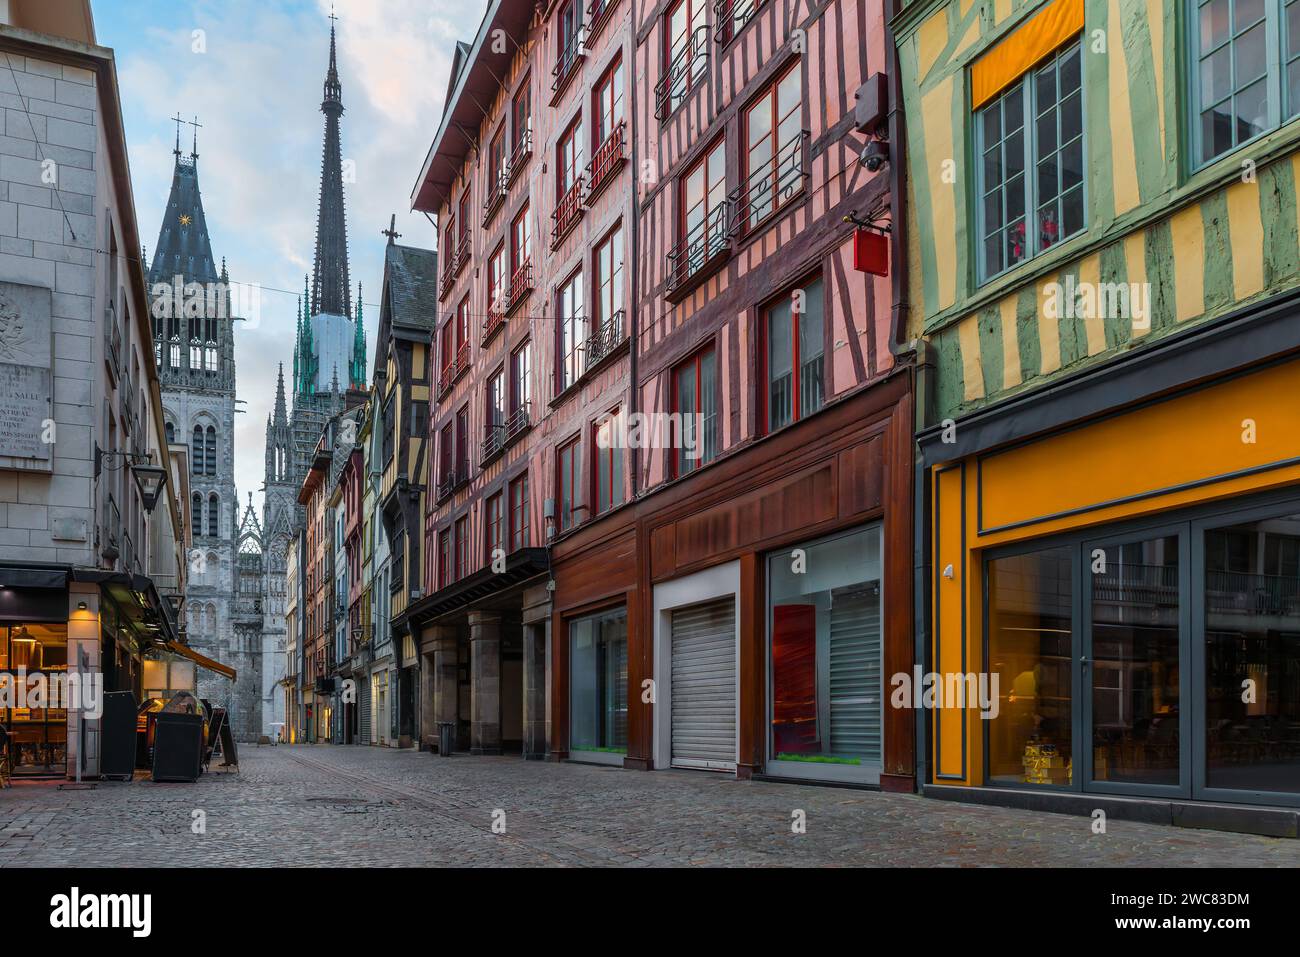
[1081,528,1191,796]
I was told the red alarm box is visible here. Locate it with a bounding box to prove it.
[853,228,888,275]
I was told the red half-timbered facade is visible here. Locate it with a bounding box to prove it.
[409,0,911,789]
[410,0,635,757]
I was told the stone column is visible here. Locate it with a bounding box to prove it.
[468,612,501,755]
[430,627,458,753]
[522,621,547,759]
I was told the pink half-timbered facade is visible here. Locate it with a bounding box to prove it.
[408,0,915,789]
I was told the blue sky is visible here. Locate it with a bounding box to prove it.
[95,0,487,519]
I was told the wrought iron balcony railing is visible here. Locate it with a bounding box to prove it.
[436,462,470,502]
[453,240,471,276]
[586,0,620,42]
[551,24,587,99]
[667,200,731,294]
[551,176,585,249]
[438,259,456,301]
[438,342,471,396]
[505,260,533,314]
[584,310,627,368]
[482,301,506,345]
[480,420,506,467]
[714,0,764,45]
[655,25,709,119]
[505,125,533,186]
[729,130,809,237]
[505,402,532,444]
[482,169,508,226]
[585,120,626,205]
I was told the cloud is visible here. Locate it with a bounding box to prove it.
[108,0,484,521]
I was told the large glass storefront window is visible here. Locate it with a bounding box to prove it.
[0,623,69,775]
[768,525,882,779]
[986,547,1073,786]
[570,608,628,758]
[1205,512,1300,795]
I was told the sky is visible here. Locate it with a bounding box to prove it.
[95,0,488,524]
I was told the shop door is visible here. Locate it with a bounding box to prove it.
[670,598,737,770]
[1081,527,1191,797]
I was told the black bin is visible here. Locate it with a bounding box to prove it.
[437,721,454,757]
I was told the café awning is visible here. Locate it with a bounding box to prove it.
[164,640,236,681]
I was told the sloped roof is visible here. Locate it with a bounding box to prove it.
[383,242,438,332]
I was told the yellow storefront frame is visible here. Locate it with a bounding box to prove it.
[929,354,1300,786]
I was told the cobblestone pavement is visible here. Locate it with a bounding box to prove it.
[0,744,1296,866]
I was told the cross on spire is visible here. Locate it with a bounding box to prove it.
[188,115,202,159]
[171,112,185,157]
[382,214,401,245]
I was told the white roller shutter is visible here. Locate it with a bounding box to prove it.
[827,583,881,762]
[359,675,371,745]
[670,597,737,770]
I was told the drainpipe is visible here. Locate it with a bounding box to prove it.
[628,35,641,500]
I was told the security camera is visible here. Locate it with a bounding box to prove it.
[861,139,890,172]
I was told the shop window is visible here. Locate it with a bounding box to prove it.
[986,545,1074,786]
[1204,511,1300,794]
[570,607,628,756]
[768,527,882,779]
[0,624,69,775]
[763,275,824,432]
[976,40,1083,281]
[671,346,717,477]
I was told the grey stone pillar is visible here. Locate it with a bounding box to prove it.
[522,621,548,759]
[468,612,501,755]
[429,628,458,752]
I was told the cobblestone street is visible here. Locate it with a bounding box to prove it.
[0,745,1293,866]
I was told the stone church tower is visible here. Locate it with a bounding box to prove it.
[263,19,366,729]
[149,127,262,739]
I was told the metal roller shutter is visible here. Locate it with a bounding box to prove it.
[359,675,371,745]
[670,597,737,770]
[828,583,881,761]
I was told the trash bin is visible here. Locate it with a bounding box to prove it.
[437,721,454,757]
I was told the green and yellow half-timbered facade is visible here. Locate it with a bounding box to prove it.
[897,0,1300,830]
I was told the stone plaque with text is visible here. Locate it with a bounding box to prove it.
[0,281,53,461]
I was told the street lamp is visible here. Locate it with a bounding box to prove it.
[94,445,168,514]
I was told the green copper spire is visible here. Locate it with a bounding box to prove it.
[351,283,366,388]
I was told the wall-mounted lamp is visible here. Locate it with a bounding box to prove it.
[77,601,88,611]
[94,444,167,514]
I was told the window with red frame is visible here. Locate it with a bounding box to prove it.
[671,346,717,477]
[557,271,586,392]
[763,274,824,432]
[513,82,531,151]
[511,205,531,276]
[489,126,505,189]
[678,139,726,275]
[594,407,623,514]
[438,527,451,589]
[741,60,803,232]
[558,116,584,198]
[485,492,503,563]
[455,515,468,580]
[455,405,468,477]
[593,223,624,330]
[458,189,471,249]
[440,321,452,375]
[439,422,453,484]
[488,244,505,313]
[456,297,469,353]
[511,339,532,415]
[594,57,624,149]
[487,367,505,432]
[443,217,456,264]
[665,0,707,113]
[557,0,583,69]
[558,437,580,532]
[509,473,529,550]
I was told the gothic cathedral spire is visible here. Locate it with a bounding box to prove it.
[311,18,351,320]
